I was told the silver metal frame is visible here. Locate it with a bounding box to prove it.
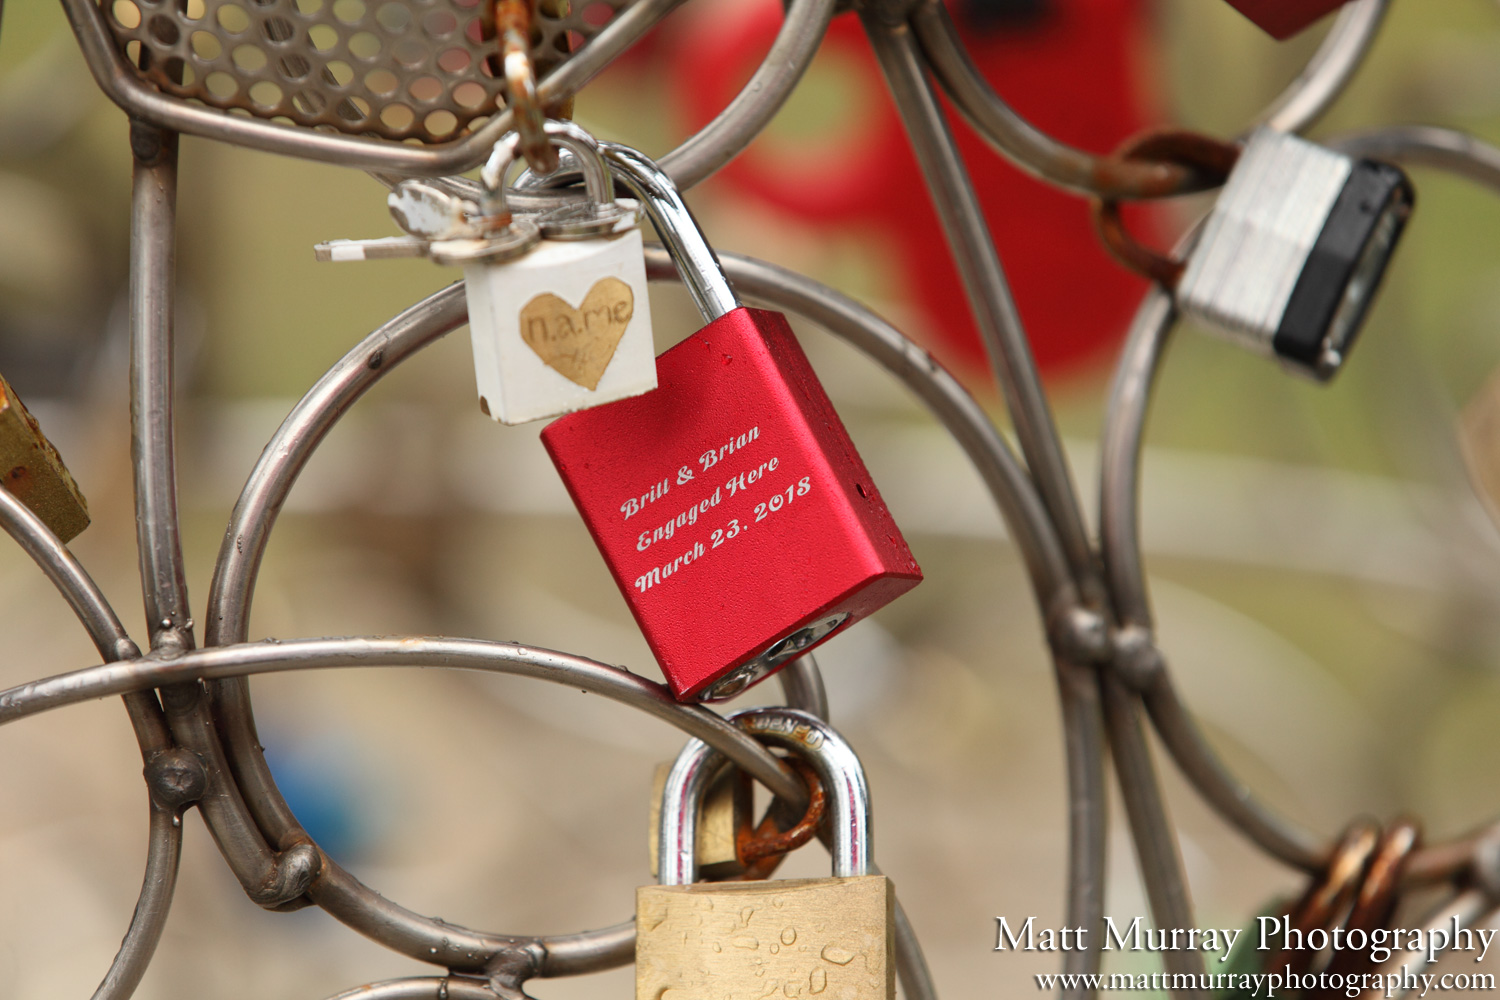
[6,2,1500,998]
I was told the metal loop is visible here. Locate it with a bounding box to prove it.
[658,707,872,885]
[479,120,613,228]
[494,0,558,175]
[1091,131,1241,288]
[735,756,827,866]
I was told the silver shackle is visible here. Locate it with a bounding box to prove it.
[480,119,615,228]
[657,706,873,886]
[600,142,742,324]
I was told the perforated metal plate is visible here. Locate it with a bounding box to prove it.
[101,0,635,145]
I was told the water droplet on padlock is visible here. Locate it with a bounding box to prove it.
[739,906,755,926]
[781,927,796,946]
[820,946,855,966]
[769,944,779,954]
[731,936,758,950]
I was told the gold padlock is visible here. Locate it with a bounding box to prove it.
[648,759,750,879]
[0,372,89,542]
[637,707,894,1000]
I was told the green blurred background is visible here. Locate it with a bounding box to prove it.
[3,0,1500,997]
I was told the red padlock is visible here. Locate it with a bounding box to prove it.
[1220,0,1355,39]
[542,144,923,702]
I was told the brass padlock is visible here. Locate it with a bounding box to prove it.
[0,372,89,542]
[637,707,894,1000]
[648,759,750,879]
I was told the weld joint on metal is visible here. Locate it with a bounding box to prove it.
[129,119,178,166]
[1110,624,1165,690]
[144,747,208,810]
[159,678,204,714]
[485,939,546,1000]
[248,841,322,909]
[1047,603,1112,665]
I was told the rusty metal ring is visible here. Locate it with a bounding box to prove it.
[1091,130,1241,288]
[494,0,561,175]
[1321,819,1421,983]
[1270,821,1380,976]
[733,757,827,868]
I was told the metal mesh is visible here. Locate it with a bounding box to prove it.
[100,0,633,144]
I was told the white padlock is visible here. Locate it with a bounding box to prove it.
[460,122,656,425]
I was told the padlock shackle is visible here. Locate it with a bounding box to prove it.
[600,142,742,323]
[480,120,615,226]
[658,707,872,885]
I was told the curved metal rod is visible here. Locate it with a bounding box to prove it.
[776,654,829,722]
[696,248,1105,988]
[199,250,1077,980]
[1098,284,1328,873]
[654,0,835,189]
[603,143,740,320]
[1332,126,1500,192]
[59,0,683,175]
[913,0,1385,200]
[196,280,792,973]
[0,489,139,667]
[0,636,809,969]
[862,16,1097,597]
[1099,287,1174,632]
[1252,0,1389,137]
[1100,672,1205,997]
[92,802,183,1000]
[909,2,1204,199]
[324,979,499,1000]
[0,483,183,1000]
[201,284,468,912]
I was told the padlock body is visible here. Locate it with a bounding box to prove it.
[464,227,655,424]
[0,373,89,542]
[1220,0,1351,39]
[1178,128,1413,381]
[541,307,922,701]
[637,875,895,1000]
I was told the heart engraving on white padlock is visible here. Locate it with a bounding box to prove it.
[519,278,635,390]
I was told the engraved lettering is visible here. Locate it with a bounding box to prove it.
[699,425,760,471]
[635,542,705,593]
[620,477,670,521]
[677,465,694,484]
[519,278,634,389]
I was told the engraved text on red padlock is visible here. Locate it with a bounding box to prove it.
[542,307,922,701]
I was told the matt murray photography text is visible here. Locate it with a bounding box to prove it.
[995,916,1497,966]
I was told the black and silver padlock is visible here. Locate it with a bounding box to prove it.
[636,707,895,1000]
[1096,127,1414,381]
[1179,128,1414,381]
[316,120,656,424]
